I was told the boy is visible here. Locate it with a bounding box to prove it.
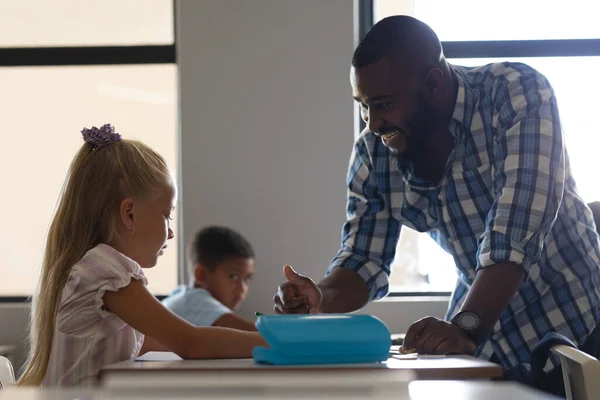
[162,226,256,331]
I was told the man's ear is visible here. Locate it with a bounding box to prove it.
[424,68,443,93]
[119,197,136,233]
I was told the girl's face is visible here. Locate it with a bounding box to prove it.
[117,181,177,269]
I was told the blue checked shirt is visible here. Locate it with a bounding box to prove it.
[328,62,600,372]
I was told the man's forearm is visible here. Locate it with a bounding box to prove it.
[460,261,525,334]
[318,268,370,313]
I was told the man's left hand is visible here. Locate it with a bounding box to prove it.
[403,316,477,355]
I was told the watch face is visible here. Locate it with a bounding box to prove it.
[457,312,479,329]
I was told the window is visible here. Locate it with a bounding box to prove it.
[0,0,173,47]
[366,0,600,293]
[0,2,178,297]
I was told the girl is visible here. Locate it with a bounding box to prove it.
[18,124,266,387]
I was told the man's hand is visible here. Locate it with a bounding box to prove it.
[403,316,477,355]
[273,265,322,315]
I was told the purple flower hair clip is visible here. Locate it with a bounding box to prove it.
[81,124,122,150]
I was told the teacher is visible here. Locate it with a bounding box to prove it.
[273,15,600,394]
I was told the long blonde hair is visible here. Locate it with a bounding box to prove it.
[18,132,172,386]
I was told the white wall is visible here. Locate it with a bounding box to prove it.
[177,0,447,333]
[0,0,448,373]
[178,0,354,314]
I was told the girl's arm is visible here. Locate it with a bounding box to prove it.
[139,335,170,355]
[103,279,266,359]
[213,313,257,331]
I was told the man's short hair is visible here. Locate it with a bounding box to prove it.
[352,15,441,70]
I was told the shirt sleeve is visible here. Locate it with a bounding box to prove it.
[326,135,401,300]
[92,255,148,319]
[163,289,232,327]
[57,246,148,335]
[477,66,565,274]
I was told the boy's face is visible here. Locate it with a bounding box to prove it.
[197,257,255,311]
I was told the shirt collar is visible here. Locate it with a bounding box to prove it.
[448,64,477,137]
[451,66,466,123]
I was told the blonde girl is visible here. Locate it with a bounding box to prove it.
[19,124,265,387]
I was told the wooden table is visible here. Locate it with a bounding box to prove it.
[99,352,503,389]
[0,386,415,400]
[409,380,561,400]
[0,381,559,400]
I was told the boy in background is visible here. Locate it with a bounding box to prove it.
[162,226,256,331]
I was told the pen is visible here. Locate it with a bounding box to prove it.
[255,312,264,316]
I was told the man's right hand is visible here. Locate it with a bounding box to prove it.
[273,265,322,315]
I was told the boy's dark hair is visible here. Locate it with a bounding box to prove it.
[188,226,255,272]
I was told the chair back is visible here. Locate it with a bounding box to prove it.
[552,344,600,400]
[0,355,15,389]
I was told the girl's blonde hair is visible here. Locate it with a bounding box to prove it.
[18,130,172,386]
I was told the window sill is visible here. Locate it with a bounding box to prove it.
[362,294,450,332]
[0,295,168,303]
[377,294,451,303]
[0,297,30,303]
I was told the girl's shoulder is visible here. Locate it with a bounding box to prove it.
[60,244,147,309]
[70,244,146,283]
[56,244,148,334]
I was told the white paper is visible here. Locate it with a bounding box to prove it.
[134,351,183,361]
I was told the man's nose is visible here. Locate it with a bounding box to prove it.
[366,109,383,133]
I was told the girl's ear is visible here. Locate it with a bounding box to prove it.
[119,197,136,234]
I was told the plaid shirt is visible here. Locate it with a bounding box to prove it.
[328,62,600,372]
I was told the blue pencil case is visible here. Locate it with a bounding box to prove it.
[252,314,391,365]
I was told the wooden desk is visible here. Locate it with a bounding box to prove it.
[0,386,413,400]
[99,353,502,389]
[0,381,559,400]
[409,380,561,400]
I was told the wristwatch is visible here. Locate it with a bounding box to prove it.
[450,311,488,346]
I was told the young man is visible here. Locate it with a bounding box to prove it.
[273,15,600,395]
[163,226,256,331]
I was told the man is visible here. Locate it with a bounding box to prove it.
[273,15,600,392]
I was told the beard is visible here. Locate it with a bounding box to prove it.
[394,92,437,168]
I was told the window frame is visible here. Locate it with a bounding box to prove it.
[359,0,600,297]
[0,0,179,303]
